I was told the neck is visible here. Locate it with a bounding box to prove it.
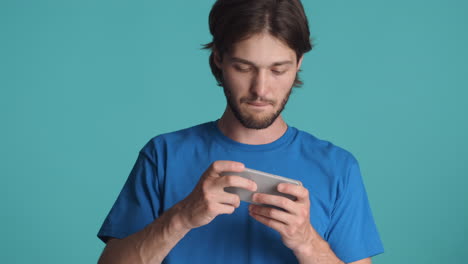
[217,107,288,145]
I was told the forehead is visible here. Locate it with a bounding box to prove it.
[227,33,297,66]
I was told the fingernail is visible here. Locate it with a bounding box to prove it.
[277,183,284,191]
[252,182,258,191]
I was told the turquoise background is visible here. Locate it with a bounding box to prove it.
[2,0,467,263]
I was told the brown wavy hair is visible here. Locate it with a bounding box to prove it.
[203,0,313,88]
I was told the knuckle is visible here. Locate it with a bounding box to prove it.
[202,191,214,202]
[201,180,211,191]
[279,199,288,208]
[267,209,275,218]
[225,176,235,186]
[211,161,221,172]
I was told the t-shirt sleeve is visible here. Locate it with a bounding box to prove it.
[97,150,161,244]
[325,156,384,263]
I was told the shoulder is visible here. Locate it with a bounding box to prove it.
[293,128,363,199]
[293,127,359,167]
[138,121,214,160]
[153,122,211,143]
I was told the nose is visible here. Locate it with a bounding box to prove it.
[250,69,268,98]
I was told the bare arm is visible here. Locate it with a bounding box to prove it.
[350,258,371,264]
[249,184,373,264]
[98,161,257,264]
[292,229,371,264]
[98,203,190,264]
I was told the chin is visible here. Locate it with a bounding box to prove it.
[237,112,280,130]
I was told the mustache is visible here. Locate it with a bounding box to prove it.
[240,97,275,105]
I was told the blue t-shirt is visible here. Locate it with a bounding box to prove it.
[97,121,384,263]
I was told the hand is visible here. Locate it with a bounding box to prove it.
[248,183,316,254]
[177,161,257,229]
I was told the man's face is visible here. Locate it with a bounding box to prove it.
[216,33,302,129]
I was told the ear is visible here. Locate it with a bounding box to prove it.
[296,55,304,70]
[213,50,223,69]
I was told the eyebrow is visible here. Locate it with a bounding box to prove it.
[230,57,294,67]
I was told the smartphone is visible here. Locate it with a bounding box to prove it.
[221,168,302,205]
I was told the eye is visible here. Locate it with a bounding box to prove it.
[234,64,252,72]
[271,69,286,75]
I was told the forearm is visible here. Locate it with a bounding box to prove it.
[98,203,190,264]
[294,231,344,264]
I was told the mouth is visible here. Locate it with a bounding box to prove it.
[246,101,271,107]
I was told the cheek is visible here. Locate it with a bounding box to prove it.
[273,72,296,90]
[223,69,251,91]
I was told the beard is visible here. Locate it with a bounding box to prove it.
[223,85,293,130]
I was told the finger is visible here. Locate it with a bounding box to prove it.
[277,183,309,202]
[252,193,295,212]
[249,204,292,225]
[218,203,237,215]
[218,192,241,208]
[218,175,257,192]
[249,209,285,232]
[209,160,245,176]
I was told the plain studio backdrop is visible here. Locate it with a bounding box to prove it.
[1,0,467,263]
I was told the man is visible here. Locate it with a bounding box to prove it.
[97,0,384,263]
